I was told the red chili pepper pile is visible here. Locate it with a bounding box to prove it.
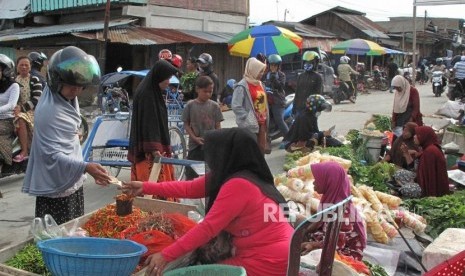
[83,204,147,238]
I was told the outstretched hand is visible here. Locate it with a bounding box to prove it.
[121,181,144,196]
[85,163,112,185]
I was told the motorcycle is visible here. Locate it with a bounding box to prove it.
[432,71,445,97]
[0,115,89,179]
[366,69,389,91]
[332,78,356,104]
[268,93,295,141]
[447,77,465,101]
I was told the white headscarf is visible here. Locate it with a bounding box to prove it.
[243,57,266,86]
[392,75,411,113]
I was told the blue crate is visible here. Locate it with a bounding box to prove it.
[37,237,147,276]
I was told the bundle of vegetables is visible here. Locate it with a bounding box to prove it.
[5,243,50,275]
[334,252,371,275]
[83,204,147,238]
[363,260,389,276]
[402,191,465,238]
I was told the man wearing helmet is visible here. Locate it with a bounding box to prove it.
[265,54,288,137]
[293,51,323,115]
[432,58,447,88]
[22,46,112,225]
[197,53,219,102]
[337,55,359,103]
[28,51,47,88]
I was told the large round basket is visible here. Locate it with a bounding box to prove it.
[37,237,147,276]
[164,264,246,276]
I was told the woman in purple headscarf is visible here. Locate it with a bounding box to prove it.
[301,161,367,261]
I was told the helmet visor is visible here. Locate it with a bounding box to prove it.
[57,55,101,86]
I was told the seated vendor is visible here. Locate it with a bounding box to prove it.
[122,128,293,276]
[300,162,367,261]
[284,94,341,152]
[383,122,422,198]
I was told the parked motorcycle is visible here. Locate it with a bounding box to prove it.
[268,93,295,141]
[447,77,465,101]
[366,69,389,91]
[432,71,445,97]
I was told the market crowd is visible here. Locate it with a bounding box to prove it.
[1,44,461,275]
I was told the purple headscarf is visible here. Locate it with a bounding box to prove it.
[311,161,367,248]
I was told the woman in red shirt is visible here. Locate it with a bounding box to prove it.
[122,128,293,276]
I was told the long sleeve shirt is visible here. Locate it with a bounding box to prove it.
[143,176,294,276]
[0,83,20,119]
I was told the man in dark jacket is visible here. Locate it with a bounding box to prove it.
[387,57,399,93]
[293,51,323,115]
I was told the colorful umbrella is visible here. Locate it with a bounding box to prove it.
[228,25,303,58]
[331,38,386,56]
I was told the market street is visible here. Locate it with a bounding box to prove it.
[0,83,449,249]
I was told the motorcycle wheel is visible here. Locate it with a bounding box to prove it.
[332,94,341,105]
[79,115,89,144]
[433,86,440,97]
[366,79,375,89]
[379,79,389,91]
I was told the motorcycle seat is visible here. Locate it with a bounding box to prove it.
[105,139,129,148]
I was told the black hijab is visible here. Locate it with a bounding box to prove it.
[203,128,287,214]
[128,60,179,163]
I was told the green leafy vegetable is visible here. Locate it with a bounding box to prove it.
[372,114,392,132]
[402,191,465,238]
[283,151,306,171]
[5,243,51,275]
[363,260,389,276]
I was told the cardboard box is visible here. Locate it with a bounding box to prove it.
[0,198,197,275]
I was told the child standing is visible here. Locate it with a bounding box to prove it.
[182,76,223,179]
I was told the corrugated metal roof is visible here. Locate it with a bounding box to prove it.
[0,18,137,42]
[263,21,338,39]
[335,13,390,39]
[0,0,30,19]
[73,26,235,45]
[377,17,460,34]
[30,0,146,13]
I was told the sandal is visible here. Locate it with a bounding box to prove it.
[12,154,28,163]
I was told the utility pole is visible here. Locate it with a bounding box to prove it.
[276,0,279,21]
[423,10,427,59]
[284,9,289,22]
[99,0,111,73]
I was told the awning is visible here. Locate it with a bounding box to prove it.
[383,47,404,55]
[73,26,236,45]
[0,18,137,42]
[0,0,29,19]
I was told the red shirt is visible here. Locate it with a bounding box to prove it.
[143,176,293,276]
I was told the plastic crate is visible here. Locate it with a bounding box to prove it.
[164,264,246,276]
[37,237,147,276]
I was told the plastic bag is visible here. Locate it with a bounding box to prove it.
[31,214,88,241]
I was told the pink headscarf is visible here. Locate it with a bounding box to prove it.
[311,161,367,248]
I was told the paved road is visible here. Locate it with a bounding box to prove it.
[0,83,449,250]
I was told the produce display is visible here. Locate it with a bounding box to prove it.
[5,243,50,275]
[402,191,465,238]
[276,150,428,245]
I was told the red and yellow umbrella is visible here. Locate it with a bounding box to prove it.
[228,25,303,58]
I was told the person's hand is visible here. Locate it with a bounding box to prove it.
[408,149,418,157]
[193,136,204,145]
[13,105,21,116]
[301,241,323,255]
[145,151,163,161]
[144,252,168,276]
[85,163,111,185]
[400,143,409,154]
[121,181,144,196]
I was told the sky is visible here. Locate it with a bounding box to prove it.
[249,0,465,25]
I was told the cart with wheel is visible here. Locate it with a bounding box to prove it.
[82,70,197,179]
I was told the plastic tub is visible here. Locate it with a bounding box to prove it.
[37,237,147,276]
[164,264,246,276]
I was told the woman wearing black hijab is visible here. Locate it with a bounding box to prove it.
[123,128,293,276]
[128,60,179,182]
